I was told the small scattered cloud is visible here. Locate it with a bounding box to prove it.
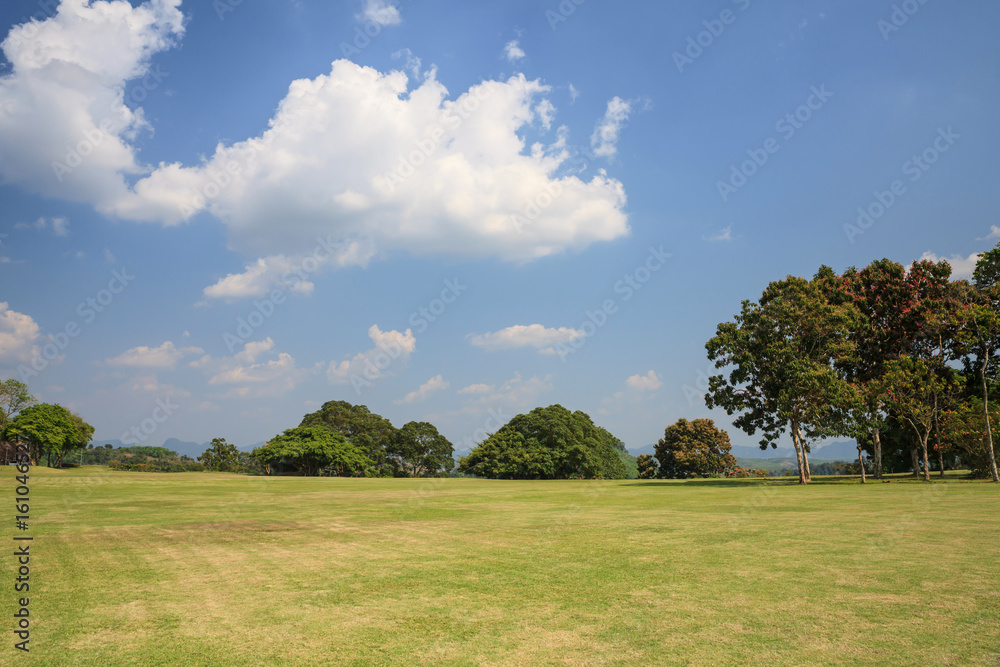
[591,97,633,158]
[469,324,583,355]
[504,40,526,62]
[15,217,69,236]
[705,225,734,242]
[104,248,117,264]
[359,0,401,26]
[396,374,449,404]
[106,341,203,370]
[458,383,494,395]
[919,251,979,280]
[977,225,1000,242]
[568,84,580,103]
[626,370,662,392]
[194,338,315,399]
[124,374,191,398]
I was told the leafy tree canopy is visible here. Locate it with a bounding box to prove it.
[299,400,397,468]
[458,405,628,480]
[253,426,372,477]
[391,422,454,477]
[654,418,737,479]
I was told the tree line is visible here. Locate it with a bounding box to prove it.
[705,248,1000,484]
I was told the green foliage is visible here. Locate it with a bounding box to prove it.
[2,402,93,467]
[253,427,372,477]
[655,418,738,479]
[300,401,398,472]
[198,437,245,472]
[391,422,454,477]
[707,272,866,482]
[458,405,628,480]
[636,454,658,479]
[0,379,36,431]
[940,399,1000,478]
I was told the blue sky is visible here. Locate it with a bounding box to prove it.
[0,0,997,453]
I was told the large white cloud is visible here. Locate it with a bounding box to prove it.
[0,3,630,282]
[111,61,629,264]
[0,0,184,209]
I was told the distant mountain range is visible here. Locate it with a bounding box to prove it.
[91,437,262,458]
[628,440,863,462]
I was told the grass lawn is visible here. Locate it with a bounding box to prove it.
[6,466,1000,666]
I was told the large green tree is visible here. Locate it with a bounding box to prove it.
[706,274,862,484]
[2,403,92,467]
[654,418,737,479]
[391,422,454,477]
[300,401,397,472]
[458,405,627,480]
[252,427,372,477]
[198,437,243,472]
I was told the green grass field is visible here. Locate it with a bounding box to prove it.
[6,466,1000,666]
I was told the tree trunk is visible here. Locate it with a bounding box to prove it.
[790,421,807,485]
[920,436,931,482]
[858,446,866,484]
[801,443,812,482]
[982,359,1000,483]
[937,447,945,478]
[911,448,920,478]
[873,428,883,479]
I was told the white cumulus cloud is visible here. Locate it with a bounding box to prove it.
[192,338,314,399]
[396,374,449,404]
[106,340,203,369]
[919,251,979,280]
[0,0,184,210]
[0,302,41,364]
[327,325,416,385]
[626,370,662,392]
[359,0,401,26]
[469,324,584,354]
[504,40,526,62]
